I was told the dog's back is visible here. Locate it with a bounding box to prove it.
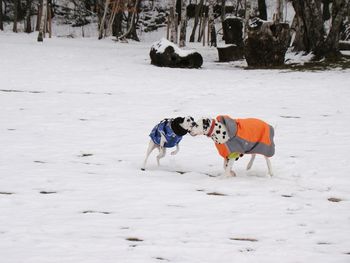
[216,116,275,158]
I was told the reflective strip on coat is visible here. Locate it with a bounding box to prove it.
[214,115,275,159]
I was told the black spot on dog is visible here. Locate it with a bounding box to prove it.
[223,136,225,139]
[216,130,221,134]
[223,131,226,135]
[219,125,221,128]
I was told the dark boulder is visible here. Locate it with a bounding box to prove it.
[150,39,203,68]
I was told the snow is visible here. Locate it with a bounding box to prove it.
[152,38,199,57]
[0,32,350,263]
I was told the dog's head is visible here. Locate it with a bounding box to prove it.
[171,116,196,136]
[189,118,212,136]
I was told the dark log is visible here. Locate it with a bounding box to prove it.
[150,39,203,68]
[217,44,244,62]
[339,41,350,50]
[244,18,290,67]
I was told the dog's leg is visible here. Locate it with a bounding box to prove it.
[224,158,236,177]
[157,147,166,166]
[171,144,180,155]
[265,156,273,177]
[142,140,157,170]
[223,158,228,170]
[246,154,256,170]
[156,133,167,166]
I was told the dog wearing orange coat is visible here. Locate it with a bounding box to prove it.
[190,115,275,177]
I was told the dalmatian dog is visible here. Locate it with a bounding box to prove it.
[142,116,196,170]
[190,116,275,177]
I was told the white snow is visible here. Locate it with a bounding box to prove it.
[0,32,350,263]
[152,38,199,56]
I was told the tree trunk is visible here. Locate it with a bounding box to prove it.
[179,0,187,47]
[258,0,267,20]
[99,0,110,39]
[189,0,204,42]
[13,0,19,32]
[208,0,216,46]
[244,0,252,37]
[37,0,47,42]
[291,0,324,52]
[118,0,140,41]
[0,0,3,31]
[322,0,331,21]
[221,0,226,40]
[25,0,32,33]
[315,0,350,58]
[274,0,283,22]
[36,0,42,31]
[170,0,177,43]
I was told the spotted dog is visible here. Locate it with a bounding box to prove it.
[190,115,275,177]
[142,116,195,170]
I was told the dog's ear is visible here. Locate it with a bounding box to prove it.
[174,117,185,124]
[171,117,188,136]
[202,118,211,130]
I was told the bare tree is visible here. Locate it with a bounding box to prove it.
[274,0,283,22]
[37,0,48,41]
[169,0,177,43]
[118,0,140,41]
[25,0,32,33]
[291,0,324,52]
[0,0,3,31]
[292,0,349,59]
[179,0,187,47]
[99,0,110,39]
[36,0,41,31]
[189,0,204,42]
[13,0,19,32]
[208,0,216,46]
[315,0,350,58]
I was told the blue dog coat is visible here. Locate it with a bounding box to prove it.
[150,119,183,148]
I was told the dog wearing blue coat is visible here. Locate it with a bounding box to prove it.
[142,116,195,170]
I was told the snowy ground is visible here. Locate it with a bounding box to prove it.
[0,32,350,263]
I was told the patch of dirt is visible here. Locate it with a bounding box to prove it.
[317,242,332,245]
[79,153,93,157]
[82,210,111,214]
[207,192,228,196]
[155,257,170,261]
[230,237,258,242]
[126,237,143,242]
[0,192,14,195]
[39,191,57,194]
[280,115,301,119]
[328,197,342,202]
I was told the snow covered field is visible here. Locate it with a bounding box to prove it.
[0,32,349,263]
